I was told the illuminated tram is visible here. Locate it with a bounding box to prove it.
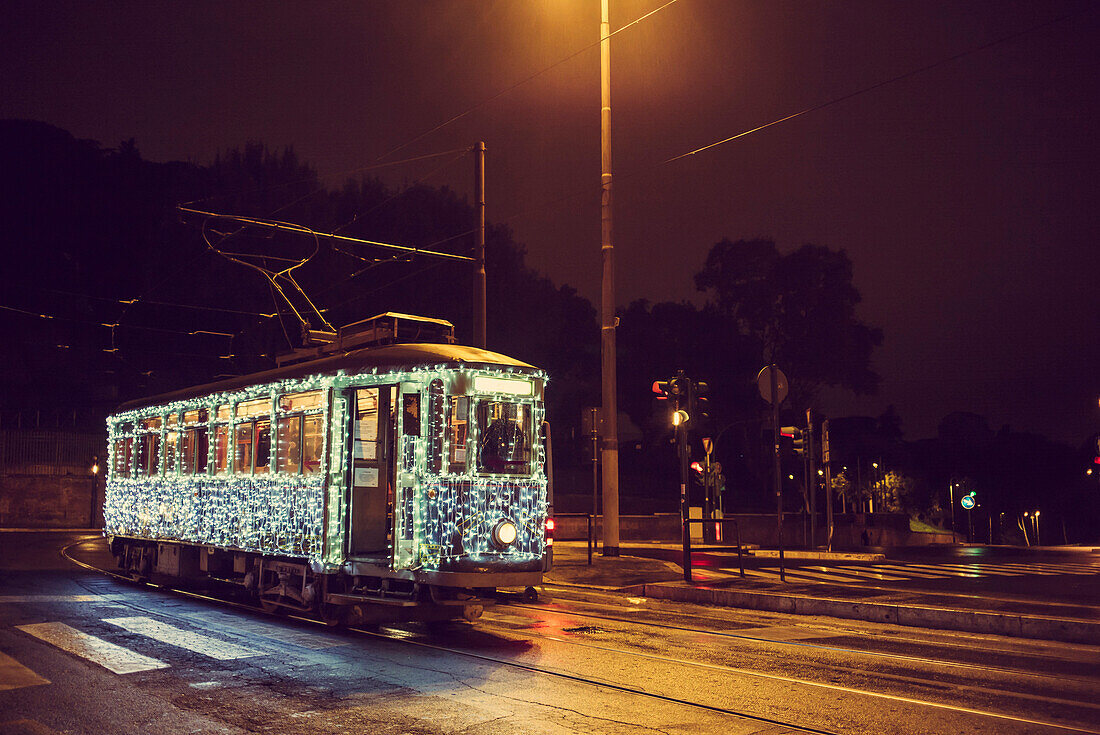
[103,313,552,624]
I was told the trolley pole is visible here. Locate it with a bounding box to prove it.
[473,141,487,349]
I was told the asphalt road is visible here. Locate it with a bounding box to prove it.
[1,532,1098,734]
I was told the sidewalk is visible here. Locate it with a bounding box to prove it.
[543,540,1100,645]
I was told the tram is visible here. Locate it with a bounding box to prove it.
[103,313,553,624]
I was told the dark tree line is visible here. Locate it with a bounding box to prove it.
[4,120,1091,539]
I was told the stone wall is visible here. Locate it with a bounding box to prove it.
[0,474,100,528]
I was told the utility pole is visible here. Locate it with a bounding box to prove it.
[823,419,833,552]
[770,365,785,581]
[806,408,816,548]
[599,0,620,556]
[473,141,487,349]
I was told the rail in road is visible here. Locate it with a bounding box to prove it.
[0,534,1098,734]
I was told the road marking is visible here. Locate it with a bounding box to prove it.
[0,595,105,603]
[0,651,50,691]
[16,622,169,674]
[103,616,265,660]
[868,564,958,578]
[818,566,911,581]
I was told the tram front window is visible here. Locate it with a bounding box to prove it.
[476,401,531,475]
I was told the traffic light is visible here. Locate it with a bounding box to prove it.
[690,461,705,485]
[668,375,691,427]
[689,380,710,429]
[652,380,670,400]
[780,426,805,455]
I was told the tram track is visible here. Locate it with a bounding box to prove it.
[59,539,1100,735]
[499,596,1100,686]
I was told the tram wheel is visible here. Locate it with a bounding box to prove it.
[259,596,286,615]
[522,586,539,603]
[319,603,346,627]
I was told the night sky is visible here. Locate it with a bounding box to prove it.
[2,1,1097,445]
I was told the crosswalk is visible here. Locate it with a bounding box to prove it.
[1,600,348,692]
[695,559,1100,585]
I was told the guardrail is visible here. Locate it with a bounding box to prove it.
[682,518,746,583]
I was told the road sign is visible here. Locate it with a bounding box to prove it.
[960,495,975,510]
[756,366,788,405]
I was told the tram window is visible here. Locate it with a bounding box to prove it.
[402,394,421,436]
[164,430,179,473]
[235,423,253,474]
[136,432,160,477]
[302,415,323,474]
[428,380,444,474]
[254,420,271,474]
[280,390,321,412]
[113,438,132,478]
[184,408,207,425]
[276,415,302,473]
[476,401,531,475]
[195,426,209,473]
[140,416,162,432]
[181,426,209,474]
[215,404,231,421]
[237,397,269,418]
[448,397,468,472]
[181,429,194,473]
[213,425,230,474]
[354,388,379,461]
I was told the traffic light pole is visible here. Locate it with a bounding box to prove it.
[770,366,785,582]
[806,408,816,548]
[823,419,834,552]
[678,420,691,580]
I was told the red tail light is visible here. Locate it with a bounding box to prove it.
[545,517,555,540]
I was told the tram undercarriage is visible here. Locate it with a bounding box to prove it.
[109,536,496,625]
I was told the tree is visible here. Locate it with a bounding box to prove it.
[694,238,883,409]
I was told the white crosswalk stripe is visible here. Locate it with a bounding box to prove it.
[17,622,169,674]
[0,650,50,690]
[724,559,1099,586]
[103,616,265,660]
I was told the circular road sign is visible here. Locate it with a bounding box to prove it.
[756,366,789,405]
[960,495,976,510]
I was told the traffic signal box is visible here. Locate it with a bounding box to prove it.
[780,426,806,456]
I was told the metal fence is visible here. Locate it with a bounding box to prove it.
[0,429,106,476]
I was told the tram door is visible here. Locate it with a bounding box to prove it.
[348,386,396,556]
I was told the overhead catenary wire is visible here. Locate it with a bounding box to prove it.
[372,0,682,164]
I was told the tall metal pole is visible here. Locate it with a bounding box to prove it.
[473,141,487,349]
[770,365,785,581]
[806,409,816,548]
[599,0,620,556]
[823,418,833,552]
[949,483,956,544]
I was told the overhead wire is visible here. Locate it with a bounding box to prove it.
[373,0,683,164]
[660,11,1079,165]
[462,9,1084,237]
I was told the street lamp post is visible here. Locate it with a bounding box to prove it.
[1033,510,1041,546]
[598,0,620,556]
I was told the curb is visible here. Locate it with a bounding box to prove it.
[641,582,1100,645]
[750,550,886,561]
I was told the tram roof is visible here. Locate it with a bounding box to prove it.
[116,343,537,413]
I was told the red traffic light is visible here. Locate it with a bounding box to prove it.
[652,380,669,399]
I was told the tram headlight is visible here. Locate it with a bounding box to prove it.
[492,519,518,548]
